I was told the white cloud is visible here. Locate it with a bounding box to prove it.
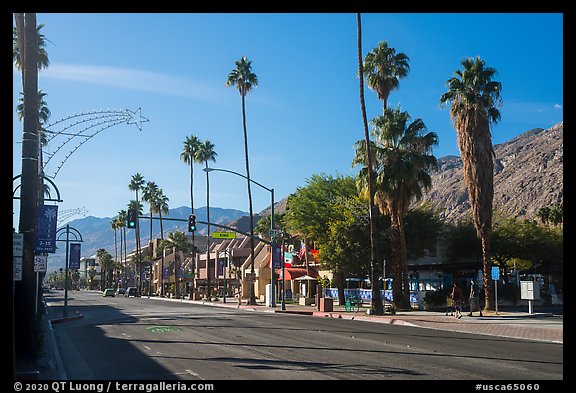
[31,63,231,105]
[553,104,563,110]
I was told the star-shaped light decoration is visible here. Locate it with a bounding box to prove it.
[125,107,149,131]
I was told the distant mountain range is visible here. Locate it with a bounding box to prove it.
[47,206,248,271]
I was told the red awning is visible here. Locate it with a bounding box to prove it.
[276,267,319,281]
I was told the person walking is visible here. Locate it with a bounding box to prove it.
[451,282,463,319]
[468,279,483,317]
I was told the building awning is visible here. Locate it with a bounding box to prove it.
[276,267,319,281]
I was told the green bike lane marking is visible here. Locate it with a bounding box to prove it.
[145,325,183,333]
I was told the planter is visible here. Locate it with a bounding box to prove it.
[299,297,314,306]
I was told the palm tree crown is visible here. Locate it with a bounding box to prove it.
[226,56,258,97]
[13,23,50,71]
[362,41,410,111]
[181,135,202,213]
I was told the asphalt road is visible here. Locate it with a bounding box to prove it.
[48,290,563,380]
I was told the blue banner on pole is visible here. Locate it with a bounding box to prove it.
[35,205,58,253]
[69,243,81,269]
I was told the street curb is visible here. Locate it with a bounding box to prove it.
[50,313,84,324]
[47,319,68,380]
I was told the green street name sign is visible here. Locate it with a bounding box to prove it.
[212,232,236,239]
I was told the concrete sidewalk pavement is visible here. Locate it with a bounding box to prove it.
[154,295,564,344]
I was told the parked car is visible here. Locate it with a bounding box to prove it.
[125,287,140,297]
[103,288,115,297]
[116,288,126,296]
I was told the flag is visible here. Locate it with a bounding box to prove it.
[299,241,307,260]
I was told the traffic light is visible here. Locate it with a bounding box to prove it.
[188,214,196,232]
[127,209,137,229]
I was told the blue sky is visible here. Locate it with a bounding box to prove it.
[13,13,563,229]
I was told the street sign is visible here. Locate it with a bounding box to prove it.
[212,232,236,239]
[34,255,47,272]
[491,266,500,281]
[13,257,22,281]
[13,233,24,257]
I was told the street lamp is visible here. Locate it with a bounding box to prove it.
[203,167,276,307]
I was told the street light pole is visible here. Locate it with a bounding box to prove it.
[204,167,275,307]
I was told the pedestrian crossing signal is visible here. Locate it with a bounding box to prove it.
[188,214,196,232]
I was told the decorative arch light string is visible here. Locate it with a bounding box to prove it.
[41,108,148,179]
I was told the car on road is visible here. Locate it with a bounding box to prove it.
[116,288,126,296]
[125,287,140,297]
[102,288,115,297]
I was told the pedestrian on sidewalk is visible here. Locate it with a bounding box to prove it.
[445,294,454,316]
[451,282,463,319]
[468,279,483,317]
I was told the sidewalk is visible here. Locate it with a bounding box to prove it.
[155,296,564,344]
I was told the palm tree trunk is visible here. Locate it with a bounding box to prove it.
[123,227,127,285]
[190,164,197,297]
[15,12,40,362]
[159,209,165,296]
[398,213,411,308]
[390,208,405,309]
[241,93,257,305]
[481,235,494,311]
[205,161,212,299]
[357,12,384,315]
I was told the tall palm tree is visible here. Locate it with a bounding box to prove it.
[129,173,145,292]
[356,13,384,315]
[362,41,410,112]
[142,180,159,244]
[440,56,502,311]
[117,210,127,286]
[353,107,438,309]
[180,135,202,295]
[151,189,169,296]
[127,199,144,290]
[226,56,258,305]
[196,140,218,297]
[110,219,118,266]
[180,135,202,215]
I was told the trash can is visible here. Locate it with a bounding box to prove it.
[319,297,333,312]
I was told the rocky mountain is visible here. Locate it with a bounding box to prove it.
[417,122,563,222]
